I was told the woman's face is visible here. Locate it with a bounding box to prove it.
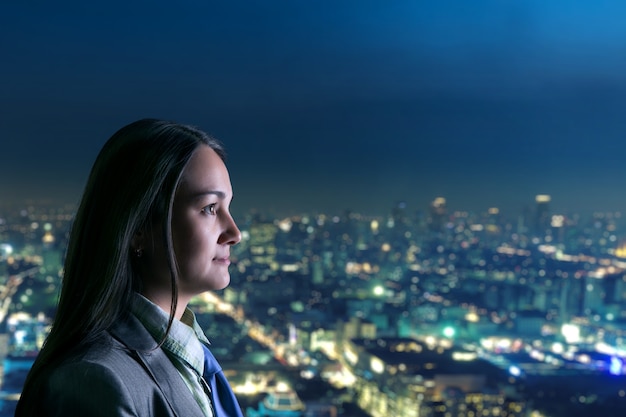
[140,145,241,309]
[172,145,241,295]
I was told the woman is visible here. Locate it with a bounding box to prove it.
[16,119,244,416]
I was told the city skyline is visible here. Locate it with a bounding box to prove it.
[4,187,626,417]
[2,1,626,217]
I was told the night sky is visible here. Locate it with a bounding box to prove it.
[2,1,626,218]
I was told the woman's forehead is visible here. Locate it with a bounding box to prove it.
[177,146,232,197]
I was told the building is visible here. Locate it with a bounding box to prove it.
[341,337,527,417]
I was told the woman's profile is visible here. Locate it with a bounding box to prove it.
[16,119,244,416]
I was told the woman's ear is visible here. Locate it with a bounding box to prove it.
[131,229,145,258]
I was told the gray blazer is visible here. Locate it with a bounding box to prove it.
[31,314,206,417]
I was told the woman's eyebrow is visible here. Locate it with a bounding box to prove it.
[190,190,227,200]
[179,190,228,204]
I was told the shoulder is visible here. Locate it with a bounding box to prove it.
[59,332,148,379]
[32,332,170,417]
[18,314,186,417]
[44,353,137,414]
[39,335,147,412]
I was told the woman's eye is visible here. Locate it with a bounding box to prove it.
[203,204,217,215]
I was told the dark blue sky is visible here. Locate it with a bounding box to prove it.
[2,1,626,217]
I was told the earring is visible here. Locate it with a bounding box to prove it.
[134,248,144,258]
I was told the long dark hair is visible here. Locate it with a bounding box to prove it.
[17,119,225,412]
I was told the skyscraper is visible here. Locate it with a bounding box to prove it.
[428,197,447,233]
[534,194,551,236]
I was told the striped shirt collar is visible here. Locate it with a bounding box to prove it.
[131,292,210,377]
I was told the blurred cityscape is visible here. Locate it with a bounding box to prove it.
[2,196,626,416]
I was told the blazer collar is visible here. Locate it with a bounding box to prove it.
[110,313,206,417]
